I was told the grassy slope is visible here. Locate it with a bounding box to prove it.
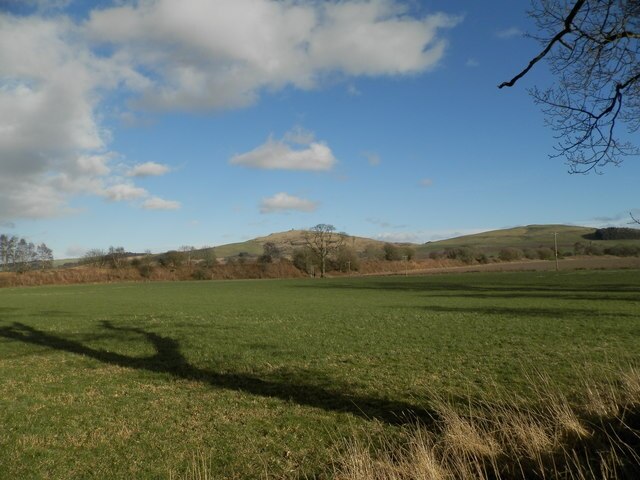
[0,270,639,478]
[417,224,640,256]
[201,230,389,259]
[198,224,640,261]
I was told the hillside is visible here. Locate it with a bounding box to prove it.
[199,230,391,259]
[416,224,640,256]
[198,224,640,260]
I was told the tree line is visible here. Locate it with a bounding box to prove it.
[0,234,54,272]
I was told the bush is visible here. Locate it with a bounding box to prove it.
[523,248,537,260]
[292,248,316,274]
[158,250,184,268]
[446,247,476,264]
[604,245,640,257]
[383,243,402,261]
[498,247,523,262]
[536,247,555,260]
[191,268,209,280]
[336,246,360,272]
[476,253,490,264]
[584,244,604,256]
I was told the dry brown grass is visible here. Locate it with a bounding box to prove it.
[0,262,305,288]
[333,368,640,480]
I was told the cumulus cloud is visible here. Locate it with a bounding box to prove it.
[496,27,523,39]
[103,184,148,202]
[1,1,460,221]
[142,197,181,210]
[86,0,461,110]
[260,192,318,214]
[0,13,158,220]
[127,161,170,177]
[230,128,337,171]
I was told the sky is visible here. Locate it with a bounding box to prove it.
[1,0,639,258]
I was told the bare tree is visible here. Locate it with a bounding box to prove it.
[500,0,639,173]
[36,243,54,270]
[83,248,107,267]
[107,246,127,270]
[303,224,346,278]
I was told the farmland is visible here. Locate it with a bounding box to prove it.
[0,270,639,478]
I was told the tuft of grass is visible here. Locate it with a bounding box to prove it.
[334,368,640,479]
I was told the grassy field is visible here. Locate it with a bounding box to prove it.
[0,270,639,478]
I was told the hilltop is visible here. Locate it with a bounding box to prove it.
[198,229,394,260]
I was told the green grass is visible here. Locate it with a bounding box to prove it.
[416,224,640,256]
[0,270,639,478]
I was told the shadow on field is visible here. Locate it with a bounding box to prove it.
[0,321,436,427]
[389,304,639,318]
[300,281,640,303]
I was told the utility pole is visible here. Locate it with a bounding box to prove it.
[553,232,559,272]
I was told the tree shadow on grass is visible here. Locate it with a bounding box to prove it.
[297,280,640,303]
[388,304,639,319]
[0,320,436,427]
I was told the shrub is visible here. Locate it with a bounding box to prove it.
[604,245,640,257]
[446,247,477,264]
[536,247,555,260]
[191,268,209,280]
[498,247,523,262]
[584,244,604,256]
[336,246,360,272]
[476,253,490,264]
[383,243,402,261]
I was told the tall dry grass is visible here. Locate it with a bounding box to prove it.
[0,262,306,288]
[333,368,640,480]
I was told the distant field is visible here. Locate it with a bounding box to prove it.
[0,271,639,478]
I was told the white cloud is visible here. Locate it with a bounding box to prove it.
[142,197,181,210]
[127,161,170,177]
[0,13,157,220]
[374,227,486,243]
[260,192,318,214]
[230,128,337,171]
[103,184,148,202]
[1,1,461,221]
[374,232,422,243]
[465,58,479,67]
[86,0,461,111]
[496,27,523,39]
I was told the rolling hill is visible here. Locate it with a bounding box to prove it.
[416,224,599,256]
[200,224,640,260]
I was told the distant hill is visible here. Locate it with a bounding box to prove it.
[196,230,391,260]
[416,224,640,256]
[195,224,640,260]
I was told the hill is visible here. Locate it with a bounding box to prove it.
[416,224,640,256]
[197,224,640,261]
[199,230,391,260]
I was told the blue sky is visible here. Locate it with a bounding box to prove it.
[1,0,638,258]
